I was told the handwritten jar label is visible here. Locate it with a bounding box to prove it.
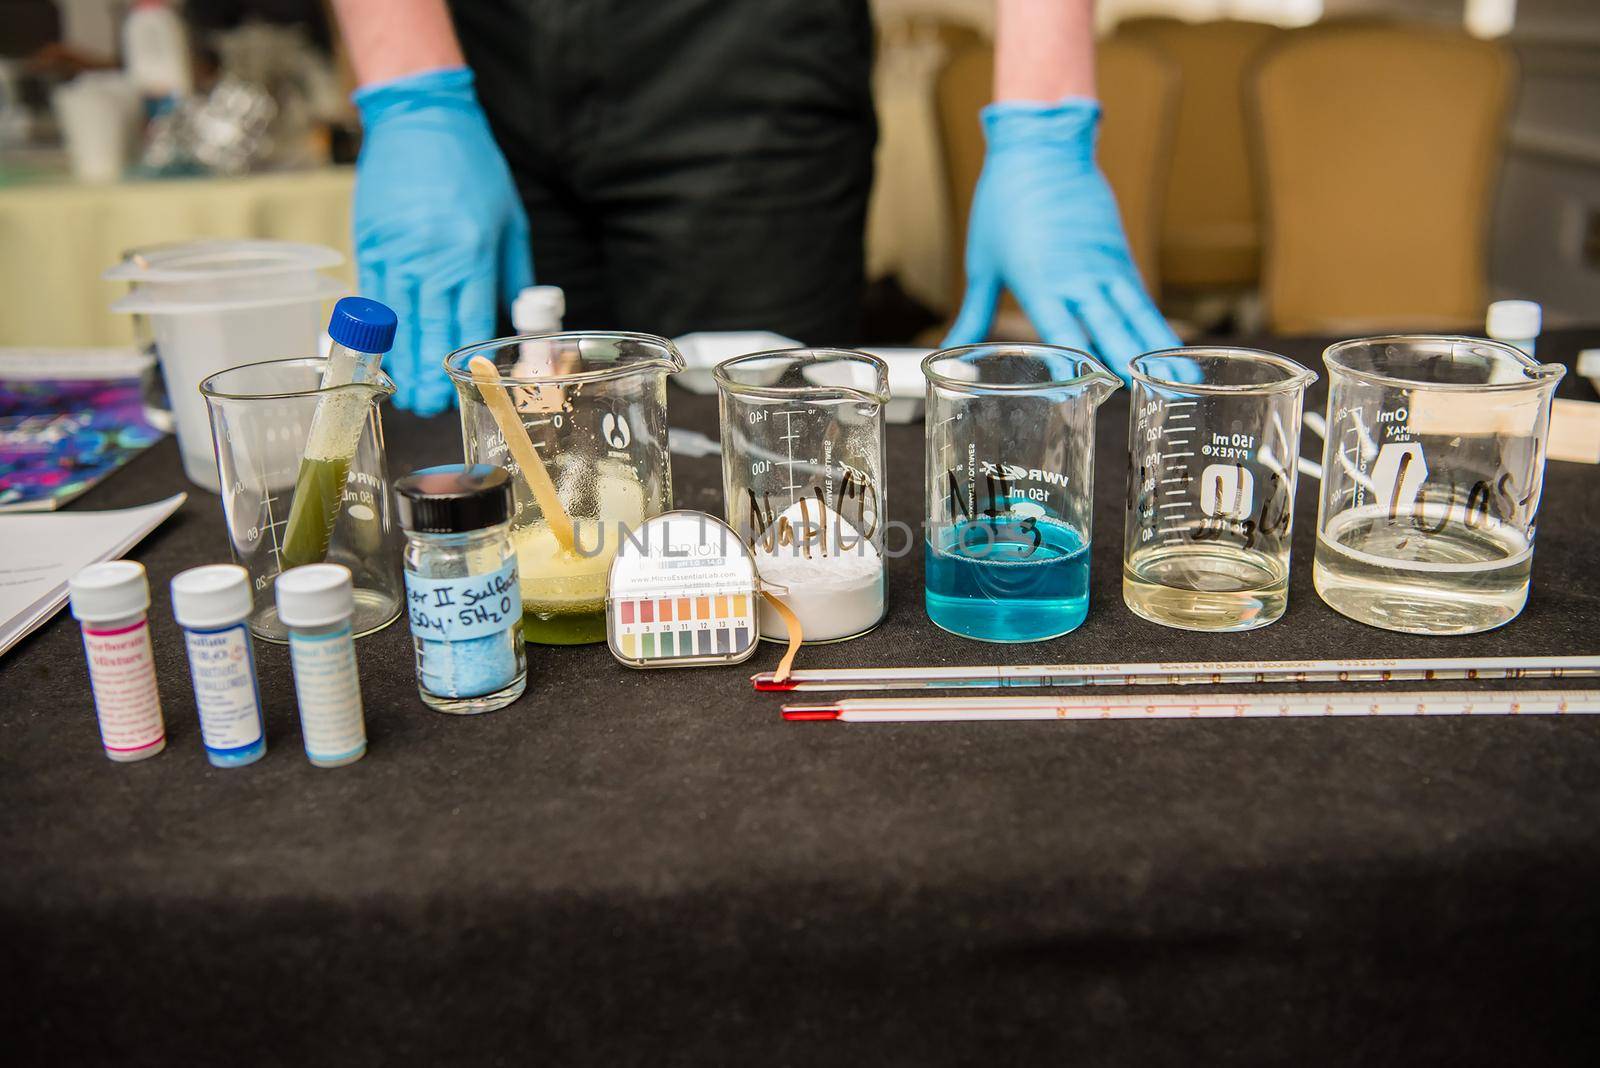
[404,560,520,643]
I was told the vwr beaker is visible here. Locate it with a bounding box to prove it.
[446,332,683,645]
[716,349,889,644]
[200,357,404,643]
[1123,348,1316,631]
[1313,336,1565,634]
[923,344,1120,642]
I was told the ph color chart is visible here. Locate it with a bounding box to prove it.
[613,594,755,660]
[606,511,761,669]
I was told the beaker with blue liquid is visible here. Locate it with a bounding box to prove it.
[922,344,1120,642]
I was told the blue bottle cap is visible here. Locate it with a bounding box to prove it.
[327,296,398,354]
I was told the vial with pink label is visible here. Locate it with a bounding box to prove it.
[68,561,167,762]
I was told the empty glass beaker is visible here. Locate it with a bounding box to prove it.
[923,344,1120,642]
[716,349,889,644]
[1123,348,1317,631]
[446,332,684,645]
[200,357,404,643]
[1313,336,1565,634]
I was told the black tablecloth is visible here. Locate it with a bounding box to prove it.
[4,332,1599,1065]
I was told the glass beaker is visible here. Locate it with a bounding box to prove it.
[923,344,1120,642]
[200,357,405,643]
[445,332,684,645]
[1313,335,1565,634]
[715,349,890,644]
[1123,348,1317,631]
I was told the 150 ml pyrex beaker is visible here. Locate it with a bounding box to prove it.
[1314,336,1564,634]
[923,344,1120,642]
[446,332,683,645]
[716,349,889,644]
[200,358,404,642]
[1123,348,1316,631]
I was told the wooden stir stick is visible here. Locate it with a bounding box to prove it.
[468,354,577,554]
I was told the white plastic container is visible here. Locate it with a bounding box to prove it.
[106,240,346,491]
[68,560,166,762]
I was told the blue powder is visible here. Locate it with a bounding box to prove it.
[419,631,518,698]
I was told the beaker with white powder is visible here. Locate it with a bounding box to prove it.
[715,349,890,643]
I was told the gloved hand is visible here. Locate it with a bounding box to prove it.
[353,66,533,415]
[945,98,1187,383]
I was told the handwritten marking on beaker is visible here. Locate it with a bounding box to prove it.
[1199,464,1254,520]
[1371,441,1428,519]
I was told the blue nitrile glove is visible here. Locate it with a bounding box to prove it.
[353,67,533,416]
[945,99,1189,384]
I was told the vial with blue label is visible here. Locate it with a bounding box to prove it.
[274,563,368,767]
[170,564,267,767]
[395,464,527,714]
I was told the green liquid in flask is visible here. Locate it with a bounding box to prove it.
[281,453,351,569]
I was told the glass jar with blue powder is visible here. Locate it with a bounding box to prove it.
[396,464,527,714]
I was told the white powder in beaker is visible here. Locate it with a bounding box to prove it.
[752,502,885,643]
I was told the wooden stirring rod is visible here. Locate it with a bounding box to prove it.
[468,354,577,554]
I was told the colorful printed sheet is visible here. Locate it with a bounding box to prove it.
[0,371,165,511]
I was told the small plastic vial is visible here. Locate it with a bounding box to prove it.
[1487,300,1541,357]
[68,561,166,762]
[395,464,527,714]
[512,285,565,333]
[170,564,266,768]
[274,564,368,767]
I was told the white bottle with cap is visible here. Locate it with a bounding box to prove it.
[274,563,367,768]
[171,564,266,768]
[1487,300,1541,358]
[68,560,166,762]
[512,285,565,334]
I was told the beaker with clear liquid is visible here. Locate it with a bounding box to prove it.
[923,344,1120,642]
[1123,348,1316,631]
[446,332,683,645]
[716,349,889,644]
[200,357,404,642]
[1313,335,1564,634]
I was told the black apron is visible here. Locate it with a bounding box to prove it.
[450,0,877,343]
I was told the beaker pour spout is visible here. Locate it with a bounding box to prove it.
[1085,368,1123,406]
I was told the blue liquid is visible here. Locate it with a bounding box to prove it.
[925,517,1091,642]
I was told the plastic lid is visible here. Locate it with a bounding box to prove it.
[1577,349,1600,380]
[512,285,565,332]
[170,564,253,629]
[328,296,398,354]
[103,240,343,283]
[1487,300,1541,342]
[273,564,355,629]
[395,464,513,533]
[69,560,150,623]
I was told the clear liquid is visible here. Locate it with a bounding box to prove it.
[925,517,1090,642]
[1313,507,1532,635]
[1124,543,1289,631]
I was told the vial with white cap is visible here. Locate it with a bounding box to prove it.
[171,564,266,768]
[512,285,565,334]
[68,561,166,763]
[1486,300,1541,357]
[274,563,367,768]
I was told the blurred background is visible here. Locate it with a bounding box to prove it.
[0,0,1596,348]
